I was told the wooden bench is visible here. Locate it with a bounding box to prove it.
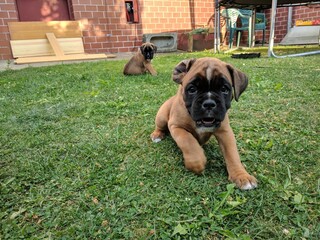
[8,21,115,64]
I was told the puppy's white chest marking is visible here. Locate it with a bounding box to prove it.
[196,127,215,134]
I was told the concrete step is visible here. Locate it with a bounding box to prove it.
[280,26,320,45]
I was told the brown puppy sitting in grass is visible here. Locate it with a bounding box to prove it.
[123,42,157,76]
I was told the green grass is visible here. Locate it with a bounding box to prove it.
[1,48,319,239]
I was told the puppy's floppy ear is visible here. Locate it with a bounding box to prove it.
[140,44,145,53]
[172,58,197,84]
[150,43,157,53]
[227,64,248,101]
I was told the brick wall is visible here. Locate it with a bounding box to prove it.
[71,0,112,54]
[0,1,319,60]
[83,0,215,53]
[0,0,18,60]
[265,7,289,43]
[69,0,215,54]
[292,5,320,23]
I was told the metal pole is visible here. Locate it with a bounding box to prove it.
[214,0,217,53]
[250,10,256,47]
[214,0,219,53]
[287,6,293,33]
[217,5,220,52]
[268,0,277,57]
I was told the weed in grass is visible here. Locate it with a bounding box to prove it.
[1,49,320,239]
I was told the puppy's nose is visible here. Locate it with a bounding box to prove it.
[202,99,216,110]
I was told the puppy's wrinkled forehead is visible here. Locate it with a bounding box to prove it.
[185,58,231,83]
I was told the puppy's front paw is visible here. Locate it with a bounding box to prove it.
[229,173,257,190]
[184,153,207,175]
[185,160,206,174]
[150,130,165,143]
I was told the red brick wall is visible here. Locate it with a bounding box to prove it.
[0,0,18,60]
[291,5,320,23]
[265,7,289,43]
[76,0,215,54]
[0,1,319,60]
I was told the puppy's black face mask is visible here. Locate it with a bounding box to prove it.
[184,75,232,130]
[172,58,248,131]
[141,46,155,61]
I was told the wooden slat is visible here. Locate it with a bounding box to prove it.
[8,21,82,40]
[8,21,117,65]
[46,33,64,56]
[10,38,84,58]
[14,54,116,65]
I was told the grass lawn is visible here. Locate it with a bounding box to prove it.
[0,49,319,239]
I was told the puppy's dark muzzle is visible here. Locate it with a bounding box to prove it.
[202,99,216,110]
[145,54,153,61]
[194,99,220,128]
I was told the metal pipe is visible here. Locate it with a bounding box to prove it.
[217,6,220,52]
[214,0,220,53]
[214,1,217,53]
[287,6,293,33]
[268,0,278,57]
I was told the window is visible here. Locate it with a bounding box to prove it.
[125,0,139,23]
[16,0,71,21]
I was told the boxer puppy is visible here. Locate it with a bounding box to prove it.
[123,42,157,76]
[150,57,257,190]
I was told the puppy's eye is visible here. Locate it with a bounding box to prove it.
[221,85,230,94]
[187,86,197,94]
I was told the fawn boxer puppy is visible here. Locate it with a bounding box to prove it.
[123,42,157,76]
[150,57,257,190]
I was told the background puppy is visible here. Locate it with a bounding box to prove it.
[123,42,157,76]
[150,57,257,190]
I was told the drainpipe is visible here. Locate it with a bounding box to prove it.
[214,0,220,53]
[287,7,293,33]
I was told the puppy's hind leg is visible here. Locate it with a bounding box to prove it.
[150,97,174,143]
